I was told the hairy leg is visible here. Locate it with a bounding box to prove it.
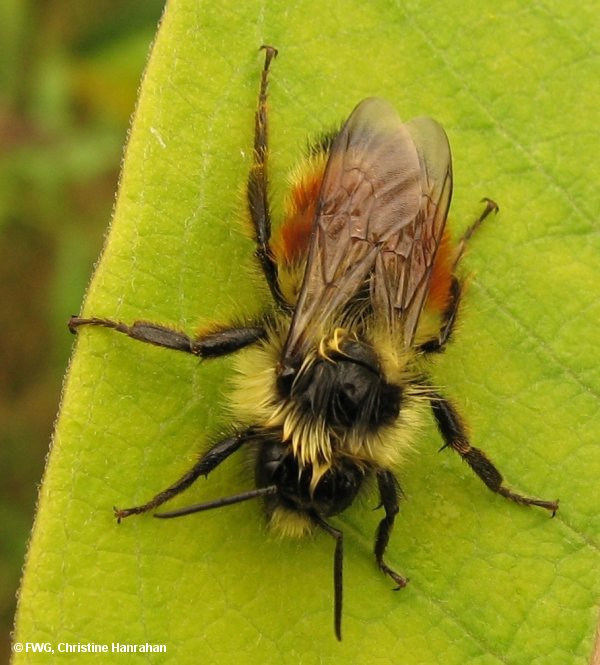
[69,316,266,358]
[114,428,257,521]
[430,393,558,514]
[375,470,408,588]
[246,45,288,308]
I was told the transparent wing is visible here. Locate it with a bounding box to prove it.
[371,116,453,345]
[282,98,452,363]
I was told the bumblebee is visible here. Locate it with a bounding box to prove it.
[69,46,558,640]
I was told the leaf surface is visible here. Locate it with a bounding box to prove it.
[14,1,600,663]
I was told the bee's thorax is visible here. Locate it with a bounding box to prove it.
[277,337,402,432]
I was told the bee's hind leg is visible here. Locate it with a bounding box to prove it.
[419,198,499,354]
[419,276,462,354]
[452,197,499,271]
[247,45,289,309]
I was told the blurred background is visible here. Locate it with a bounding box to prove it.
[0,0,164,659]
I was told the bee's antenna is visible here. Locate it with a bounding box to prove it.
[154,486,278,519]
[311,512,344,641]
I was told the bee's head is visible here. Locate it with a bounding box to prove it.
[277,337,401,430]
[255,438,365,518]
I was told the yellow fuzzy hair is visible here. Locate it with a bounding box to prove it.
[229,316,430,515]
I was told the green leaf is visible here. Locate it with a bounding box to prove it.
[14,1,599,663]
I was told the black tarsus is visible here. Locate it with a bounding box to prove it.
[453,197,499,271]
[311,512,344,642]
[113,428,257,521]
[375,470,408,589]
[247,45,288,309]
[429,392,559,515]
[69,316,266,358]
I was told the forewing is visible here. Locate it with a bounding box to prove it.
[372,116,453,346]
[283,98,423,362]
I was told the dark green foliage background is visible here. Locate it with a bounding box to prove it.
[1,1,164,662]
